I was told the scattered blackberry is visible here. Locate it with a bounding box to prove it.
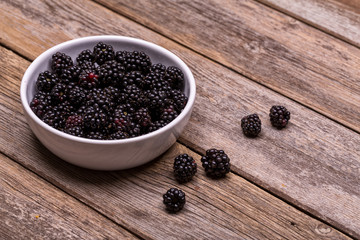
[115,51,151,73]
[160,105,178,123]
[36,71,59,92]
[173,154,197,183]
[133,107,152,129]
[93,42,115,65]
[51,83,68,103]
[241,114,261,137]
[164,66,184,90]
[269,106,291,129]
[99,60,125,86]
[163,188,186,213]
[30,91,53,118]
[76,49,94,65]
[51,52,73,75]
[201,149,231,178]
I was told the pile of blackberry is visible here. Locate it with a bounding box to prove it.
[30,42,188,140]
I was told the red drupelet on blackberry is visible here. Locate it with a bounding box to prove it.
[36,71,59,92]
[163,188,186,213]
[51,52,73,75]
[93,42,115,65]
[173,154,197,183]
[201,149,231,178]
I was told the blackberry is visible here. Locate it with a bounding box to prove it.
[127,122,142,137]
[122,71,144,88]
[51,83,68,103]
[145,89,168,112]
[163,188,186,213]
[30,91,53,118]
[51,52,73,75]
[141,71,164,90]
[269,106,291,129]
[76,49,94,65]
[60,65,81,84]
[68,85,88,106]
[132,107,152,129]
[160,105,178,123]
[201,149,231,178]
[42,101,74,130]
[83,105,108,130]
[93,42,115,65]
[120,84,146,108]
[169,89,188,112]
[108,130,129,140]
[148,120,167,132]
[115,51,151,73]
[164,66,184,90]
[241,114,261,137]
[65,114,83,128]
[113,106,132,132]
[79,67,99,89]
[151,63,167,75]
[103,86,121,101]
[87,88,115,112]
[86,130,107,140]
[173,154,197,183]
[99,60,125,86]
[65,126,84,137]
[36,71,59,92]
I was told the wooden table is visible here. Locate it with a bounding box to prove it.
[1,0,359,239]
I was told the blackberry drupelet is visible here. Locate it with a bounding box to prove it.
[76,49,94,65]
[36,71,59,92]
[115,50,151,73]
[241,114,261,137]
[173,154,197,183]
[163,188,186,213]
[201,149,231,178]
[269,105,291,129]
[93,42,115,65]
[51,52,73,75]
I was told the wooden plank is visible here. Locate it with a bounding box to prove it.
[91,0,360,133]
[0,0,359,238]
[0,154,137,240]
[258,0,360,47]
[0,49,351,240]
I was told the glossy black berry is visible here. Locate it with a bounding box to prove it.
[51,52,73,75]
[36,71,59,92]
[173,154,197,183]
[269,106,291,129]
[201,149,231,178]
[241,114,261,137]
[76,49,94,65]
[163,188,186,213]
[93,42,115,65]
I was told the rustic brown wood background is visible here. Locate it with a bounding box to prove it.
[1,0,359,239]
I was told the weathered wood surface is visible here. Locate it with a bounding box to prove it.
[258,0,360,47]
[0,48,350,239]
[0,155,137,240]
[0,0,359,238]
[93,0,360,133]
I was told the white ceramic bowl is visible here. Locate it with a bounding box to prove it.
[20,36,196,170]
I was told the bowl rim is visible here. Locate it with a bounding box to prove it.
[20,35,196,145]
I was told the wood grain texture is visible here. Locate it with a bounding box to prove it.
[0,0,359,238]
[93,0,360,133]
[258,0,360,47]
[0,154,137,240]
[0,48,350,239]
